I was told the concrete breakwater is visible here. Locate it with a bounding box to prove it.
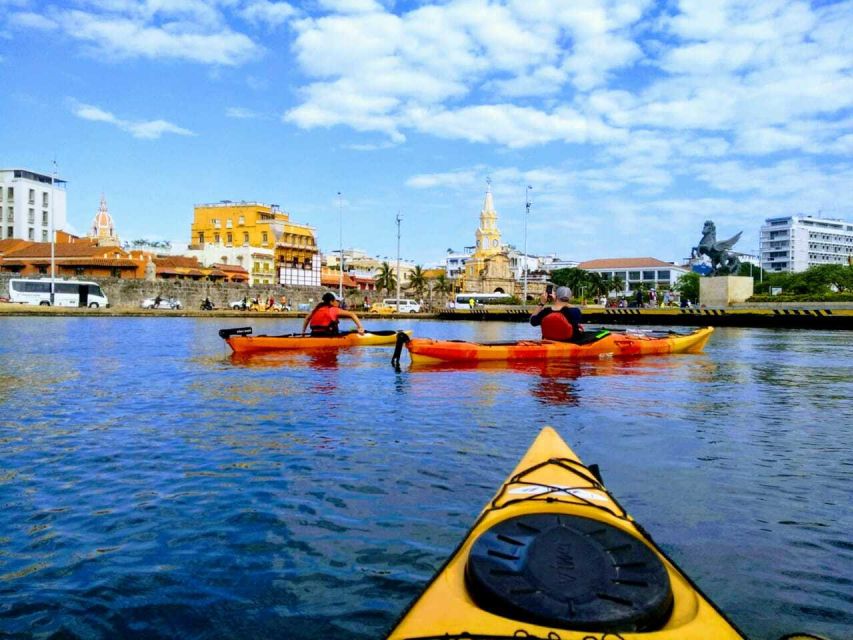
[439,305,853,329]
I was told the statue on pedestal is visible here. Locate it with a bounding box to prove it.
[691,220,742,275]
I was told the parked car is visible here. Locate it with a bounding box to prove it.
[141,297,182,310]
[382,298,422,313]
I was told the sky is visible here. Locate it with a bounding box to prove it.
[1,0,851,267]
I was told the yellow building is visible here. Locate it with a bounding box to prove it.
[462,182,516,295]
[190,201,320,286]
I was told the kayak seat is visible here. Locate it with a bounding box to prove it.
[465,513,673,632]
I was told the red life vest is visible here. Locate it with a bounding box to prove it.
[310,305,340,333]
[540,310,574,341]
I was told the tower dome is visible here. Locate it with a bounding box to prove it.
[90,194,119,245]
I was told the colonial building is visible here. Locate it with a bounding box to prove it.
[760,214,853,273]
[0,168,67,242]
[578,258,689,295]
[188,201,319,287]
[461,182,515,295]
[0,239,140,278]
[88,195,120,246]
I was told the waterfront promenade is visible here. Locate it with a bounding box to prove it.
[2,301,852,329]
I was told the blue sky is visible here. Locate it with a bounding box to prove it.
[1,0,851,266]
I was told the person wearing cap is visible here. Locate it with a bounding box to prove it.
[530,285,583,341]
[301,292,365,336]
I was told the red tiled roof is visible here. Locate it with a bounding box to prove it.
[154,256,202,269]
[2,257,138,267]
[578,257,677,269]
[3,241,124,259]
[321,273,357,287]
[212,263,249,274]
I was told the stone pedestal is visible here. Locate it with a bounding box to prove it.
[699,276,754,306]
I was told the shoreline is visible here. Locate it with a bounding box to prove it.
[2,302,851,329]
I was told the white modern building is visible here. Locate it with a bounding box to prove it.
[0,169,67,242]
[578,257,690,295]
[760,215,853,273]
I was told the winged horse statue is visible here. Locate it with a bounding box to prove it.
[691,220,743,275]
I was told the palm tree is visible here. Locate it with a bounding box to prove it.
[407,265,428,299]
[374,262,397,295]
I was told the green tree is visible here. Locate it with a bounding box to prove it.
[406,265,428,299]
[374,262,397,294]
[608,276,626,296]
[675,272,700,303]
[432,273,452,294]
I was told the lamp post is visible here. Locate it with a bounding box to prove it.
[50,160,57,306]
[395,212,402,312]
[523,185,532,304]
[337,192,343,299]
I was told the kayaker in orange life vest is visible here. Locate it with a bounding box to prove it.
[529,285,583,341]
[301,292,365,336]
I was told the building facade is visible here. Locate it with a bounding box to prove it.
[578,258,689,295]
[188,201,319,287]
[760,215,853,273]
[461,183,516,294]
[0,169,67,242]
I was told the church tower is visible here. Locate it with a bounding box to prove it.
[474,178,502,256]
[89,194,120,246]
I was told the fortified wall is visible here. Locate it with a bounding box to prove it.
[0,274,371,310]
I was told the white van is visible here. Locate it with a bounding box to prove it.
[8,278,109,308]
[382,298,421,313]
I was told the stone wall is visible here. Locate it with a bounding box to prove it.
[0,273,374,310]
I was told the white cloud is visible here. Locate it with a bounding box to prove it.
[71,100,194,139]
[9,11,57,30]
[239,1,296,28]
[226,106,260,119]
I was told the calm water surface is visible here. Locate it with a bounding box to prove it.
[0,317,850,639]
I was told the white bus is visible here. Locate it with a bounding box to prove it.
[449,292,515,309]
[8,278,109,308]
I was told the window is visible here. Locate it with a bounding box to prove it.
[112,268,121,278]
[28,227,34,240]
[28,209,35,224]
[226,219,233,228]
[42,192,48,207]
[262,231,268,244]
[75,267,85,276]
[6,227,12,237]
[38,265,47,274]
[28,189,35,204]
[7,207,13,222]
[243,232,249,246]
[41,230,48,241]
[628,271,641,280]
[226,232,233,245]
[213,218,220,228]
[42,211,48,226]
[658,270,670,279]
[198,232,204,244]
[238,216,245,225]
[7,187,13,200]
[642,271,655,280]
[214,232,220,244]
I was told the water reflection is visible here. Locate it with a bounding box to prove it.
[229,349,341,370]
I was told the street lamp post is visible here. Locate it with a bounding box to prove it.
[50,160,57,306]
[523,185,532,304]
[395,212,402,312]
[337,192,343,299]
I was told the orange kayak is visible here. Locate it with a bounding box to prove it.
[219,327,412,354]
[403,327,713,364]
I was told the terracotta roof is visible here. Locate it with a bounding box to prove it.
[0,239,32,254]
[578,257,678,270]
[211,263,249,274]
[154,256,202,269]
[321,273,357,287]
[2,257,138,267]
[3,241,119,259]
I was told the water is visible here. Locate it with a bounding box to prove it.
[0,317,850,639]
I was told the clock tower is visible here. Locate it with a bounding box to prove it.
[475,178,502,256]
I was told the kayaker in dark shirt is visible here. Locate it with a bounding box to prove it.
[530,286,582,341]
[301,292,365,336]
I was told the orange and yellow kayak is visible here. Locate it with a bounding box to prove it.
[404,327,713,364]
[387,426,745,639]
[219,327,412,354]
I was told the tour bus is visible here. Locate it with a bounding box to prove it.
[448,292,514,309]
[8,278,109,308]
